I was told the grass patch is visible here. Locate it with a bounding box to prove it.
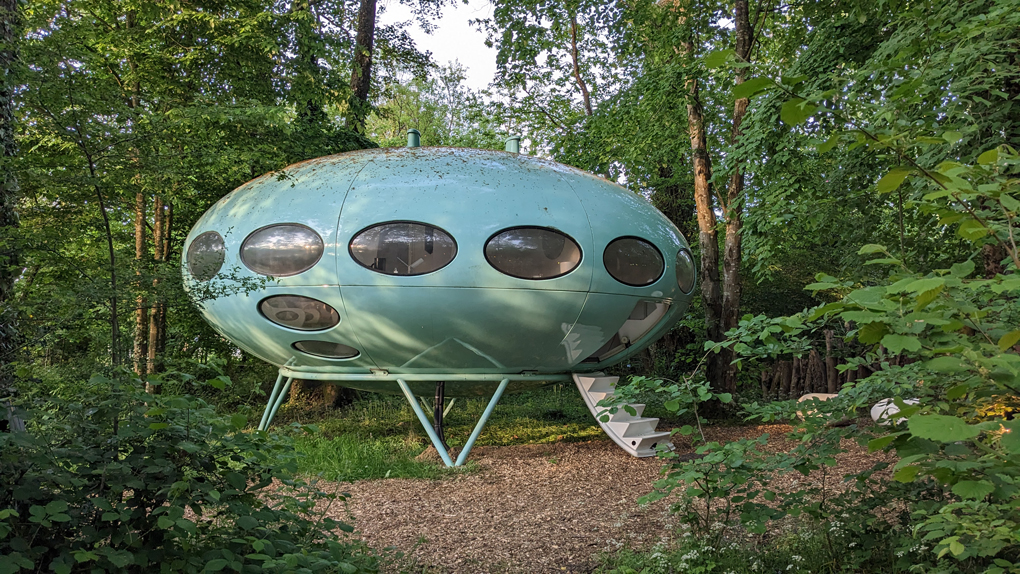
[279,381,694,480]
[293,433,455,481]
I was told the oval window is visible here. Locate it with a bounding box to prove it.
[186,231,225,281]
[240,224,323,277]
[603,237,664,287]
[350,222,456,276]
[259,295,339,331]
[485,227,582,280]
[676,249,696,294]
[293,340,360,359]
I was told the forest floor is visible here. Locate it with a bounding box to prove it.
[318,422,887,573]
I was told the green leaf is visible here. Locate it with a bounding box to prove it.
[882,334,921,354]
[977,148,999,165]
[664,399,680,412]
[868,435,897,452]
[237,516,259,531]
[951,480,994,500]
[1000,193,1020,212]
[942,131,963,144]
[877,167,911,193]
[717,393,732,404]
[909,415,980,442]
[45,501,68,514]
[957,219,990,240]
[732,77,773,99]
[703,49,734,68]
[903,277,944,293]
[894,465,920,482]
[780,98,818,126]
[205,559,229,572]
[858,322,889,344]
[949,260,975,278]
[926,356,969,373]
[817,134,840,154]
[1001,420,1020,454]
[949,539,965,556]
[230,414,248,429]
[858,244,887,254]
[997,330,1020,351]
[864,258,901,266]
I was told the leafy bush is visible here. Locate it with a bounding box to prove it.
[0,371,379,574]
[626,146,1019,572]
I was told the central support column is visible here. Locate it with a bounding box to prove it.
[433,381,448,451]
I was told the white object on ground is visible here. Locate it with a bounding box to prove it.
[871,398,920,425]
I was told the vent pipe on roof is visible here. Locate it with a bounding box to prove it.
[407,129,421,148]
[504,136,521,154]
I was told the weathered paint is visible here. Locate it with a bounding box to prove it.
[183,147,695,396]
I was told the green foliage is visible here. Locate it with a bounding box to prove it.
[367,62,505,149]
[0,371,379,573]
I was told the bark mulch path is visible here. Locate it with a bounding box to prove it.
[322,423,885,573]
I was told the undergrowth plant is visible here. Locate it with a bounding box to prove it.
[0,370,379,574]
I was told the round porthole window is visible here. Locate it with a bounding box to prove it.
[186,231,225,281]
[603,237,664,287]
[485,227,582,280]
[292,340,360,359]
[259,295,340,331]
[349,222,456,276]
[240,224,323,277]
[676,248,696,294]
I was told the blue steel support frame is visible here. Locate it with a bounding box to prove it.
[259,369,567,464]
[258,374,293,431]
[397,378,509,467]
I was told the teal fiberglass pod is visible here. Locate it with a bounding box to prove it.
[182,145,697,398]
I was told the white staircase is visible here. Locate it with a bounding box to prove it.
[573,373,673,457]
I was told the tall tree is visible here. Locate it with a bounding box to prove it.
[0,0,18,394]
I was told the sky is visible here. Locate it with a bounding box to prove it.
[377,0,499,92]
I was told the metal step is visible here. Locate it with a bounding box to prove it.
[572,372,673,458]
[607,417,658,437]
[576,375,619,393]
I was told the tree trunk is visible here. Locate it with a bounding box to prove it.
[790,357,802,397]
[133,192,148,377]
[719,0,753,394]
[779,360,792,399]
[347,0,377,133]
[685,75,724,389]
[807,349,825,393]
[824,330,838,393]
[569,15,593,117]
[0,0,18,395]
[146,197,169,388]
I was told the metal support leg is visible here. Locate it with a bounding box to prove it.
[258,373,285,430]
[433,381,448,451]
[455,378,508,466]
[259,376,293,431]
[398,379,455,467]
[443,398,456,418]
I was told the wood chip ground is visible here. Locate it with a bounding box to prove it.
[320,423,886,573]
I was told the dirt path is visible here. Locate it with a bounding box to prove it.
[325,424,883,573]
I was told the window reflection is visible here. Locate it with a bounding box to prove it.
[259,295,340,331]
[187,231,225,281]
[292,340,360,359]
[349,222,456,276]
[676,249,696,294]
[603,237,664,287]
[240,224,323,277]
[485,227,582,280]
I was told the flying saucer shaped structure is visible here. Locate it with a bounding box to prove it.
[183,137,696,465]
